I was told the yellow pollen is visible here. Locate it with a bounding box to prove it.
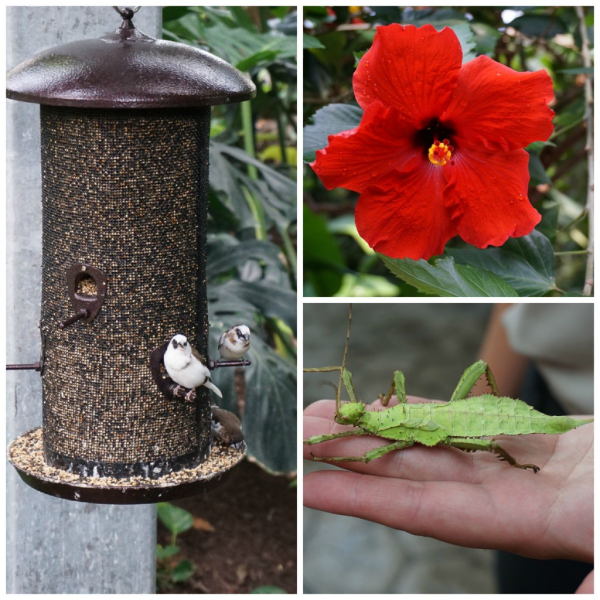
[428,140,453,167]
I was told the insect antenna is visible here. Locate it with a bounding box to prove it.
[336,304,352,413]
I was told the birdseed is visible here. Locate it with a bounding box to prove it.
[39,105,212,478]
[9,428,244,489]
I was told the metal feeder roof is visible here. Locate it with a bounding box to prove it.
[6,8,256,108]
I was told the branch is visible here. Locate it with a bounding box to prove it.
[576,6,594,295]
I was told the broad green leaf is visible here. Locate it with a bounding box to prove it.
[157,503,194,535]
[156,544,181,560]
[237,50,281,71]
[303,104,363,162]
[536,201,560,243]
[471,22,501,56]
[208,283,296,474]
[304,205,345,296]
[210,142,296,231]
[446,230,557,296]
[172,560,195,583]
[380,255,518,297]
[303,33,325,49]
[510,15,568,39]
[310,32,347,70]
[252,586,287,593]
[207,236,290,288]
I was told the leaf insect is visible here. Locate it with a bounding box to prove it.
[304,305,593,472]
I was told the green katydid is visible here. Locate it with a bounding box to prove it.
[304,306,593,473]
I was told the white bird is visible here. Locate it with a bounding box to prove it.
[164,334,222,399]
[218,325,251,360]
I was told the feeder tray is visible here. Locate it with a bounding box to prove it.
[9,428,246,505]
[7,8,256,503]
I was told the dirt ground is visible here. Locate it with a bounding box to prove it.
[158,459,297,594]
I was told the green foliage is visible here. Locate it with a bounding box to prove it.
[303,6,593,297]
[156,503,195,590]
[158,502,194,535]
[379,256,519,297]
[164,7,297,474]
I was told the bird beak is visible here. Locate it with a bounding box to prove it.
[243,334,250,342]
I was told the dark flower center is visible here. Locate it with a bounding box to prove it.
[415,119,457,166]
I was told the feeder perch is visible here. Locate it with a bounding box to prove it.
[7,7,256,504]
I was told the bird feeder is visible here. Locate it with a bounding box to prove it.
[6,7,255,504]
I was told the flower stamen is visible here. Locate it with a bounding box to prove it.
[428,140,453,167]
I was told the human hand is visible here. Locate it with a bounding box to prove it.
[304,397,593,564]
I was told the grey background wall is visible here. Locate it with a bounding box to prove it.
[6,7,161,593]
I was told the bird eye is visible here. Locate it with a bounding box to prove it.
[236,329,241,337]
[172,340,178,348]
[184,342,187,347]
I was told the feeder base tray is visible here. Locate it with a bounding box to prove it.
[8,428,246,505]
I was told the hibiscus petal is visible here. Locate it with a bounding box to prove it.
[310,101,418,193]
[353,24,463,128]
[441,55,555,152]
[444,147,541,248]
[355,157,457,260]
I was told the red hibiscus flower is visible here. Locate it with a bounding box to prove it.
[310,24,555,260]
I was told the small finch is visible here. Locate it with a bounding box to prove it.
[164,334,222,400]
[218,325,251,360]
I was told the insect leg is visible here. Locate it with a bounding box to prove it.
[378,370,407,406]
[303,429,369,445]
[450,360,501,401]
[447,437,540,473]
[310,440,414,464]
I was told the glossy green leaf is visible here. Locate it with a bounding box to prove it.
[510,14,568,39]
[156,544,181,560]
[303,104,363,162]
[157,503,194,535]
[208,282,296,474]
[447,230,557,296]
[304,33,325,49]
[380,255,518,297]
[172,560,195,583]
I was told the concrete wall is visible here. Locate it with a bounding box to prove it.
[6,7,161,593]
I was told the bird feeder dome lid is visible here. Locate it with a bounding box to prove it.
[6,12,256,109]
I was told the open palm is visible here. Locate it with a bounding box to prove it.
[304,397,593,564]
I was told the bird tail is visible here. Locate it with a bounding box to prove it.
[204,379,223,398]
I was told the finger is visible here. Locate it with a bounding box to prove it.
[304,469,541,557]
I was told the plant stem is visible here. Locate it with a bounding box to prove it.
[548,116,584,141]
[280,227,297,281]
[276,105,289,166]
[556,208,588,234]
[576,6,594,295]
[554,250,590,256]
[241,100,258,180]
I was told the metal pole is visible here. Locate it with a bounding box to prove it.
[6,7,161,593]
